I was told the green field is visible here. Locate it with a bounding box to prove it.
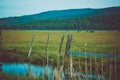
[2,30,120,54]
[0,30,120,79]
[0,30,120,64]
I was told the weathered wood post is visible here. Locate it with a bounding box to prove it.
[0,31,2,53]
[27,34,35,78]
[45,34,50,65]
[28,34,35,57]
[44,34,50,80]
[57,35,64,70]
[64,34,72,79]
[65,35,72,56]
[54,35,64,80]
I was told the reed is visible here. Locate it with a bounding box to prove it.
[0,31,120,80]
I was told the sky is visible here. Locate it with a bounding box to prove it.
[0,0,120,18]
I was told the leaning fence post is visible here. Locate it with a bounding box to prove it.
[28,34,35,57]
[65,35,72,56]
[64,35,72,79]
[0,31,2,53]
[27,34,35,78]
[45,34,50,65]
[57,35,64,70]
[44,34,50,80]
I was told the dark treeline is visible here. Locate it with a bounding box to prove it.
[0,14,120,30]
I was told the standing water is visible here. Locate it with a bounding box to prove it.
[1,63,55,80]
[0,62,104,80]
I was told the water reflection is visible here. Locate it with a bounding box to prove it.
[1,63,104,80]
[1,63,54,79]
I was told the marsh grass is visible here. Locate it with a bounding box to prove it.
[1,31,120,68]
[0,30,120,79]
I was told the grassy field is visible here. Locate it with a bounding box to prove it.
[1,30,120,64]
[0,30,120,79]
[1,30,120,54]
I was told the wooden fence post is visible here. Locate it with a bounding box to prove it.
[57,35,64,70]
[0,31,2,53]
[64,34,72,79]
[28,34,35,57]
[44,34,50,80]
[65,35,72,56]
[45,34,50,65]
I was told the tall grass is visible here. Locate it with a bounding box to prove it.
[0,30,120,79]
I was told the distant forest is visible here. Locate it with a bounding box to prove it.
[0,7,120,30]
[1,14,120,30]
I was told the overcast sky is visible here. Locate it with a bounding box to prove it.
[0,0,120,18]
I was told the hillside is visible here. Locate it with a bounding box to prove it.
[0,6,120,30]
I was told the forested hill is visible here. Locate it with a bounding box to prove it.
[0,6,120,30]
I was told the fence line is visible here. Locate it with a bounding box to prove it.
[0,33,119,80]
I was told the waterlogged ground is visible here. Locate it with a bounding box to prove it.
[0,31,120,80]
[1,31,120,66]
[0,63,103,80]
[1,63,54,79]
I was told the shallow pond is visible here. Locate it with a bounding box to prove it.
[0,63,55,79]
[0,63,103,80]
[0,51,119,79]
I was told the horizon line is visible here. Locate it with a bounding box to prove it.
[0,6,119,19]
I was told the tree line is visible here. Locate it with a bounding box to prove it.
[0,14,120,30]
